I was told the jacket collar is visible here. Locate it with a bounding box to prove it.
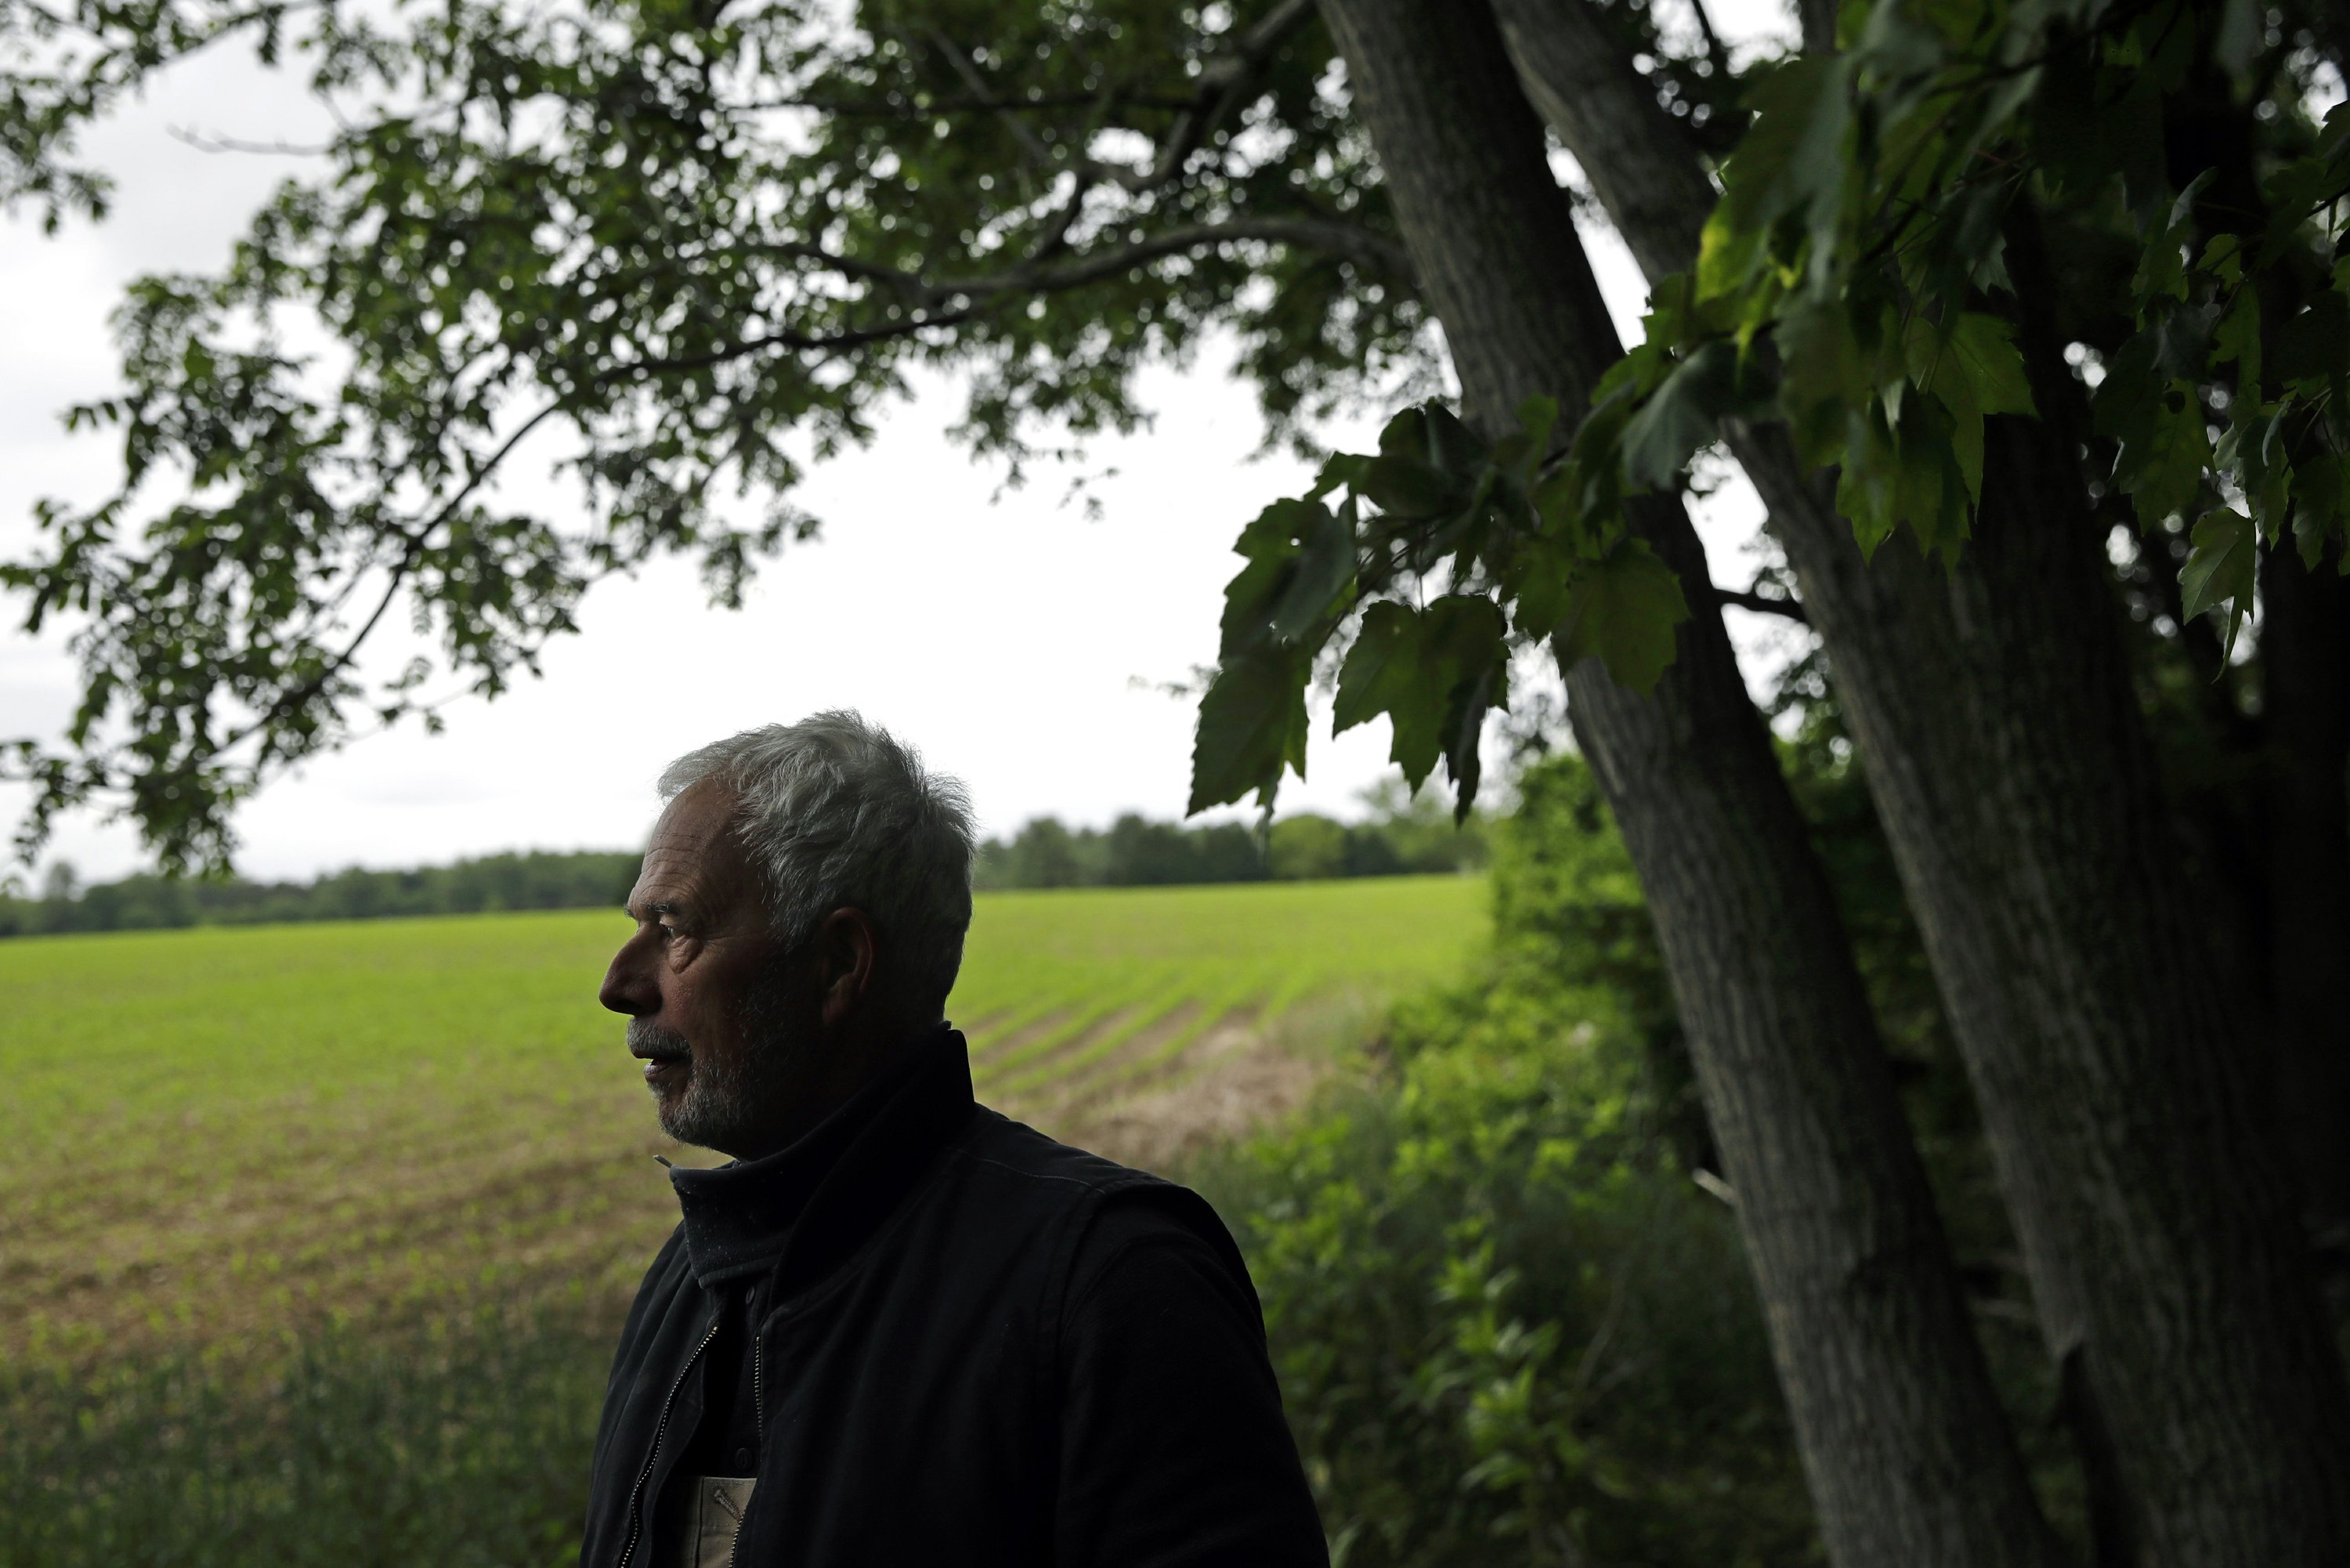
[667,1024,977,1292]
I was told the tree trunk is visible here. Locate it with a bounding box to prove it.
[1316,3,2067,1564]
[2258,544,2350,1249]
[1490,2,2350,1559]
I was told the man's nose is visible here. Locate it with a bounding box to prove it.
[599,935,656,1017]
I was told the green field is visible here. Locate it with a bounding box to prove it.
[0,876,1484,1361]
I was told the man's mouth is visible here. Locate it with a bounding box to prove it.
[627,1021,694,1087]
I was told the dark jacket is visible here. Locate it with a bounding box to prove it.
[578,1027,1329,1568]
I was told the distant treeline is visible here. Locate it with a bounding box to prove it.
[0,851,643,939]
[975,791,1488,891]
[2,793,1487,937]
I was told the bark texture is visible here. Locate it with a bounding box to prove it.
[2257,546,2350,1244]
[1318,3,2066,1564]
[1490,1,2350,1558]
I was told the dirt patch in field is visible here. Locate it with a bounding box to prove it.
[1068,1013,1325,1173]
[991,1003,1203,1116]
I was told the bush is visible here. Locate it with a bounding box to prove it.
[1200,988,1817,1568]
[1185,750,1829,1565]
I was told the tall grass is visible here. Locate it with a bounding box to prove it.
[1,1301,613,1568]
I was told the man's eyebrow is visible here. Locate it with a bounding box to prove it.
[624,898,684,919]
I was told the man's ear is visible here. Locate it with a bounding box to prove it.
[816,907,879,1025]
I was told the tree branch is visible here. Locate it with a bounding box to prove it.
[924,0,1323,197]
[1714,583,1809,623]
[1139,0,1321,187]
[736,214,1415,313]
[1687,0,1734,80]
[221,394,573,758]
[165,125,332,156]
[938,215,1416,294]
[218,206,1414,764]
[731,89,1199,117]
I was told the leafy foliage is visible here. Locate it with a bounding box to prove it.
[1586,0,2350,651]
[16,0,2349,872]
[1196,762,1818,1566]
[1187,399,1691,819]
[1209,1034,1817,1568]
[1270,739,2094,1555]
[1,0,1430,868]
[1193,0,2350,821]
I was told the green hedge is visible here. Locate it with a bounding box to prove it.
[1200,976,1817,1566]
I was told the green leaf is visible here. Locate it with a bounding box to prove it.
[2181,508,2257,661]
[1718,56,1852,263]
[1332,602,1418,738]
[1552,394,1636,546]
[1549,539,1691,695]
[2212,287,2261,390]
[1221,497,1358,649]
[1896,398,1972,560]
[1189,647,1311,814]
[2130,390,2211,527]
[1697,202,1765,299]
[1620,341,1747,490]
[2032,52,2165,215]
[2259,147,2350,266]
[1776,302,1867,468]
[1359,454,1467,519]
[1271,499,1357,641]
[1333,598,1508,791]
[1942,392,1986,507]
[1216,551,1290,658]
[1507,533,1578,642]
[1380,401,1487,475]
[1903,312,2028,510]
[1940,313,2034,417]
[1835,403,1901,557]
[2091,333,2162,451]
[2096,336,2209,527]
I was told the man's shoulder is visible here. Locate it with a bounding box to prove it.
[940,1106,1251,1278]
[947,1104,1172,1198]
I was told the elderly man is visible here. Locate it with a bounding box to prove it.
[579,713,1326,1568]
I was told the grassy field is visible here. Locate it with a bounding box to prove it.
[0,876,1484,1363]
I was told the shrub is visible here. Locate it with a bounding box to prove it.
[1199,986,1817,1567]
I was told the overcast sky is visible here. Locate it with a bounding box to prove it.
[1,5,1799,884]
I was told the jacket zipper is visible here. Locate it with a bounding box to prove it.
[615,1316,721,1568]
[751,1322,765,1443]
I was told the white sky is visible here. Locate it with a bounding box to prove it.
[0,4,1799,883]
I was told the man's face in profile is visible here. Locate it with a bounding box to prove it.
[599,782,817,1155]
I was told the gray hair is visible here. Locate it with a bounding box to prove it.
[658,712,976,1015]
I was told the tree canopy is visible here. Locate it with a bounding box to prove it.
[1190,0,2350,815]
[5,0,1430,865]
[9,0,2347,862]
